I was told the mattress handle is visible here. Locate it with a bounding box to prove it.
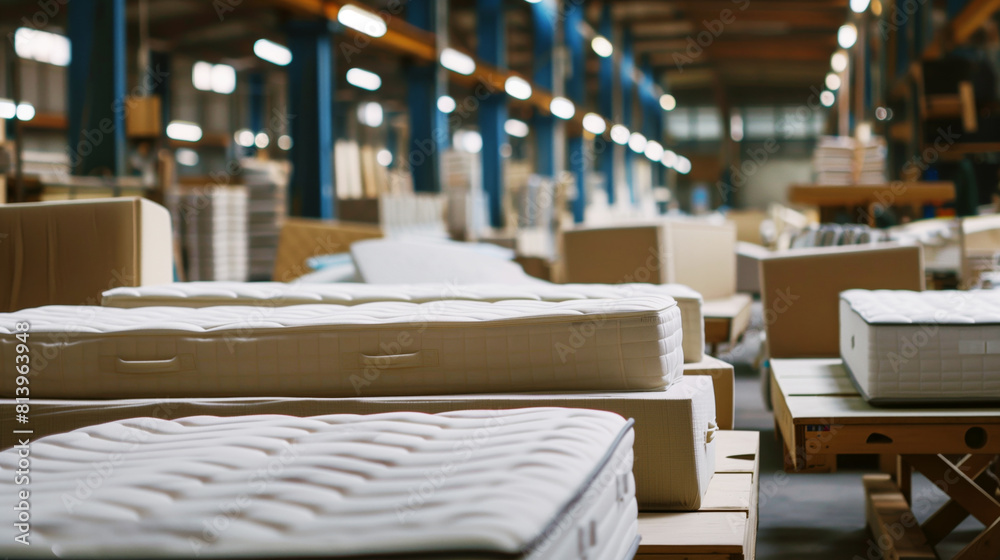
[108,356,191,374]
[705,419,719,444]
[360,350,430,369]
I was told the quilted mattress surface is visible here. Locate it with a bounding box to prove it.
[103,281,706,362]
[840,289,1000,403]
[0,408,639,559]
[0,296,683,399]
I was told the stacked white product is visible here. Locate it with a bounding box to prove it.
[442,148,488,240]
[813,136,856,185]
[857,136,888,185]
[840,289,1000,404]
[0,409,640,560]
[239,159,288,281]
[177,186,249,281]
[1,296,683,398]
[102,282,706,363]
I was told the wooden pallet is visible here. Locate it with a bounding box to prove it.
[703,293,754,355]
[637,430,759,559]
[771,358,1000,560]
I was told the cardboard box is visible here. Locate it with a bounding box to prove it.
[125,95,162,139]
[683,355,735,430]
[760,243,924,358]
[561,219,737,299]
[273,218,382,281]
[0,197,173,311]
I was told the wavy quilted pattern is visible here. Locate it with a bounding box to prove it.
[102,282,706,362]
[0,297,683,399]
[0,409,638,559]
[840,291,1000,402]
[842,289,1000,324]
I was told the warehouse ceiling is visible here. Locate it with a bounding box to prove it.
[1,0,849,107]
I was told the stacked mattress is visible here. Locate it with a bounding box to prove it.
[840,289,1000,404]
[1,375,717,510]
[102,281,707,362]
[0,409,640,559]
[0,296,683,398]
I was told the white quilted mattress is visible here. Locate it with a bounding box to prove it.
[840,289,1000,404]
[0,375,716,511]
[0,408,639,559]
[0,297,683,399]
[102,282,706,362]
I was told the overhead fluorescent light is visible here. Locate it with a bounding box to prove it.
[838,24,857,48]
[175,148,199,167]
[192,61,236,94]
[15,103,35,121]
[166,121,203,142]
[504,76,532,100]
[346,68,381,91]
[825,72,842,91]
[820,90,835,107]
[440,48,476,75]
[337,5,388,38]
[659,94,676,111]
[730,114,744,142]
[504,118,529,138]
[661,150,677,168]
[454,130,483,154]
[550,96,575,120]
[376,149,393,166]
[591,36,613,58]
[610,124,629,145]
[14,28,70,67]
[278,135,293,150]
[582,113,606,135]
[253,39,292,66]
[0,99,16,119]
[675,156,692,174]
[831,50,848,73]
[235,129,255,147]
[357,101,384,127]
[850,0,871,13]
[644,140,664,162]
[254,132,269,149]
[437,95,456,114]
[628,132,647,153]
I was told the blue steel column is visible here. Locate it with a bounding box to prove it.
[478,0,507,228]
[640,58,660,186]
[287,21,334,218]
[621,29,635,202]
[248,72,265,155]
[407,0,447,192]
[598,3,615,204]
[67,0,126,176]
[149,51,171,140]
[532,0,557,179]
[566,0,586,223]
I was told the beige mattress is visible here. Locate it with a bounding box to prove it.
[1,297,683,399]
[0,408,639,559]
[103,281,706,362]
[0,375,717,511]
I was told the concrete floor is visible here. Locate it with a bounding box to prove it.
[723,307,985,560]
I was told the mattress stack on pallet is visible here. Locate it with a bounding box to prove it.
[175,186,249,281]
[442,148,488,240]
[239,159,288,281]
[812,135,887,185]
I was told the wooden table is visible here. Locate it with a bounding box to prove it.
[703,293,754,355]
[771,358,1000,560]
[637,430,759,559]
[787,182,955,227]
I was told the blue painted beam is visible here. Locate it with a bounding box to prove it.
[247,72,265,156]
[597,3,615,204]
[407,0,447,192]
[149,51,171,140]
[478,0,507,228]
[67,0,126,176]
[621,29,635,202]
[287,21,334,219]
[532,0,556,179]
[566,0,586,223]
[641,58,661,187]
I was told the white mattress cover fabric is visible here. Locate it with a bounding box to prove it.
[840,289,1000,402]
[1,375,715,511]
[0,296,683,399]
[102,281,705,362]
[0,408,638,559]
